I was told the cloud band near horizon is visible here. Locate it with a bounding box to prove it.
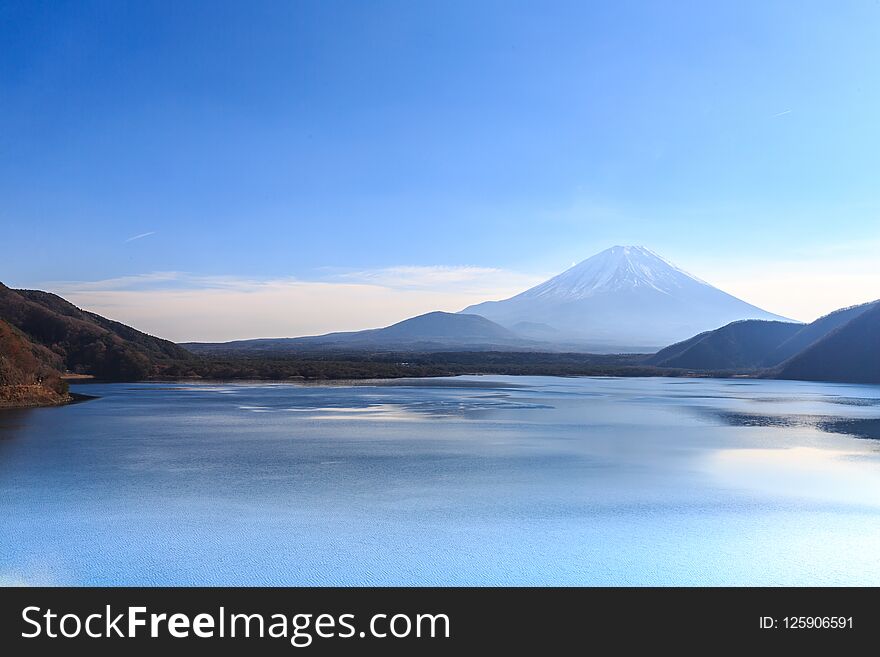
[27,256,880,343]
[41,266,545,342]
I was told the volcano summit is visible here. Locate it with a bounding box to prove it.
[462,246,792,350]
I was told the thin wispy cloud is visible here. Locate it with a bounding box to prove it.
[773,109,792,118]
[46,271,188,292]
[124,231,156,243]
[334,265,544,292]
[50,266,544,296]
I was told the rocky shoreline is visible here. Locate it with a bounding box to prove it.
[0,384,72,410]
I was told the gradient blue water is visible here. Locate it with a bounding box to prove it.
[2,376,880,586]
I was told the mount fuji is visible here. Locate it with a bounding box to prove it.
[461,246,793,351]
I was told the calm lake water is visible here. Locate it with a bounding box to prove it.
[2,376,880,586]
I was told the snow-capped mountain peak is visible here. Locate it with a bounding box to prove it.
[461,245,793,351]
[522,245,709,301]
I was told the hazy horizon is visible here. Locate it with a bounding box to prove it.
[10,243,875,343]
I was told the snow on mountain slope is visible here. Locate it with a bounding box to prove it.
[462,246,793,351]
[521,246,708,300]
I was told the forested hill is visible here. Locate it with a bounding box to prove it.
[0,282,194,381]
[772,301,880,383]
[0,318,69,407]
[647,300,880,384]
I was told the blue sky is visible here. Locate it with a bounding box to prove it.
[2,1,879,339]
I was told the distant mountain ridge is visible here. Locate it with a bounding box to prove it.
[649,299,880,382]
[462,246,791,350]
[184,311,537,354]
[4,259,877,392]
[648,320,802,370]
[767,301,875,365]
[771,301,880,383]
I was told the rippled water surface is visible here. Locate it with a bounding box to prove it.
[2,376,880,585]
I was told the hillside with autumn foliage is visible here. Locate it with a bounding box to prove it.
[0,281,200,407]
[0,282,195,380]
[0,318,69,407]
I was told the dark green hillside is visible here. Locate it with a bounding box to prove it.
[648,320,801,370]
[647,299,880,383]
[773,302,880,384]
[768,300,877,365]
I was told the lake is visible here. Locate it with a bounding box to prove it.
[2,376,880,586]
